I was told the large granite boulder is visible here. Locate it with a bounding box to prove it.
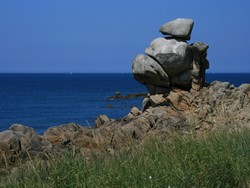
[160,18,194,40]
[145,38,192,77]
[132,54,170,88]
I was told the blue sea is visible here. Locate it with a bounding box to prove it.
[0,73,249,134]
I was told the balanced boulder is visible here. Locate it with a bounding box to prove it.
[132,18,209,94]
[160,18,194,40]
[132,54,170,87]
[145,37,192,77]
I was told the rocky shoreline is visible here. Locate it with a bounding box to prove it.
[0,81,249,171]
[0,18,250,172]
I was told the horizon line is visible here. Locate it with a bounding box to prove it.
[0,72,250,74]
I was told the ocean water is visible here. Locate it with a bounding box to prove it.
[0,73,249,134]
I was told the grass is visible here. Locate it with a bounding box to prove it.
[0,129,250,187]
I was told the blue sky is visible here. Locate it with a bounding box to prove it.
[0,1,250,73]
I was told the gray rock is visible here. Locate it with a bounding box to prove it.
[9,124,39,141]
[191,42,209,59]
[146,84,170,95]
[142,97,150,111]
[0,124,52,167]
[145,38,192,77]
[10,124,52,152]
[9,124,41,151]
[160,18,194,40]
[190,42,209,91]
[132,54,170,87]
[171,69,192,88]
[0,130,20,152]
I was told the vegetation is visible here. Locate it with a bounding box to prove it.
[1,129,250,187]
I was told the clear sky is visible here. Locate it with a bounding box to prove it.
[0,1,250,73]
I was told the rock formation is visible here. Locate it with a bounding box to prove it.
[132,18,209,94]
[0,18,249,174]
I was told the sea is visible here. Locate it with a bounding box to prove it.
[0,73,249,134]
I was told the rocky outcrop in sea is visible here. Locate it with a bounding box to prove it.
[0,18,249,173]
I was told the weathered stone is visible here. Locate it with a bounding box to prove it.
[44,123,84,145]
[121,117,151,140]
[160,18,194,40]
[147,106,187,130]
[171,69,192,88]
[145,37,192,77]
[95,115,111,128]
[130,107,141,116]
[9,124,41,151]
[167,89,193,111]
[190,42,209,91]
[132,54,170,87]
[0,124,53,168]
[150,94,166,107]
[191,42,209,59]
[0,130,20,152]
[146,84,170,95]
[125,107,142,121]
[142,97,150,111]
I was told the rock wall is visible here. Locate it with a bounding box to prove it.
[132,18,209,94]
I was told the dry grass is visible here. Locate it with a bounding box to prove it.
[0,128,249,187]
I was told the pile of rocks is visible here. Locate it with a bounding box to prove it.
[132,18,209,94]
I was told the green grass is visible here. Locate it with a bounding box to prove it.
[1,129,250,187]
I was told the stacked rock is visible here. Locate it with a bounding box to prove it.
[132,18,209,94]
